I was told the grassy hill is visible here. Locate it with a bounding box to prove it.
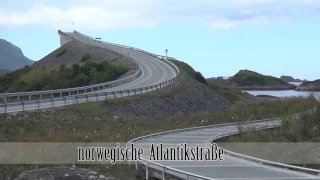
[230,70,295,89]
[296,79,320,91]
[0,39,34,70]
[0,61,129,93]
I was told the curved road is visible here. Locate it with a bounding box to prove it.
[0,31,177,113]
[130,118,320,180]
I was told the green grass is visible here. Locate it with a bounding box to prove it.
[0,96,317,179]
[209,84,249,103]
[230,69,288,86]
[19,63,74,84]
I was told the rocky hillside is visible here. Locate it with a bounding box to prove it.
[296,79,320,91]
[105,70,231,116]
[0,39,34,70]
[34,40,135,66]
[230,70,296,90]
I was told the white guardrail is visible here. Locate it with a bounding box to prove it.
[0,30,178,103]
[126,110,320,180]
[0,31,180,113]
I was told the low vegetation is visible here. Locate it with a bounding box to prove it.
[226,102,320,169]
[227,103,320,142]
[0,61,128,92]
[81,53,90,62]
[209,83,250,103]
[0,96,317,179]
[56,49,67,58]
[171,59,207,85]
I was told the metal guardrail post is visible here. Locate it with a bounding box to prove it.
[51,97,54,107]
[146,163,149,180]
[29,95,31,100]
[104,92,108,100]
[4,102,7,113]
[96,94,99,101]
[22,100,25,111]
[120,92,123,97]
[134,89,136,95]
[162,167,165,180]
[76,95,78,104]
[64,97,67,106]
[113,92,116,98]
[135,161,138,170]
[37,99,40,109]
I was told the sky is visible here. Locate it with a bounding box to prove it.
[0,0,319,80]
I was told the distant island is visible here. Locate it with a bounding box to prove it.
[296,79,320,91]
[280,75,307,83]
[0,39,34,72]
[209,70,296,90]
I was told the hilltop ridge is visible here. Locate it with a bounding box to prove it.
[0,39,34,70]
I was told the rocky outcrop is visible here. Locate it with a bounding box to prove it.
[296,80,320,91]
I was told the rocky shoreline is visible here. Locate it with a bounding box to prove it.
[237,85,296,91]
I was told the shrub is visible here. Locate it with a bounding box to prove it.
[195,71,207,85]
[81,53,90,62]
[59,64,66,71]
[72,64,80,76]
[56,49,67,58]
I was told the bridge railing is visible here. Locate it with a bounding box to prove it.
[73,30,174,60]
[0,76,179,113]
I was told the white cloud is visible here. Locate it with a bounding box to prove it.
[0,0,318,30]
